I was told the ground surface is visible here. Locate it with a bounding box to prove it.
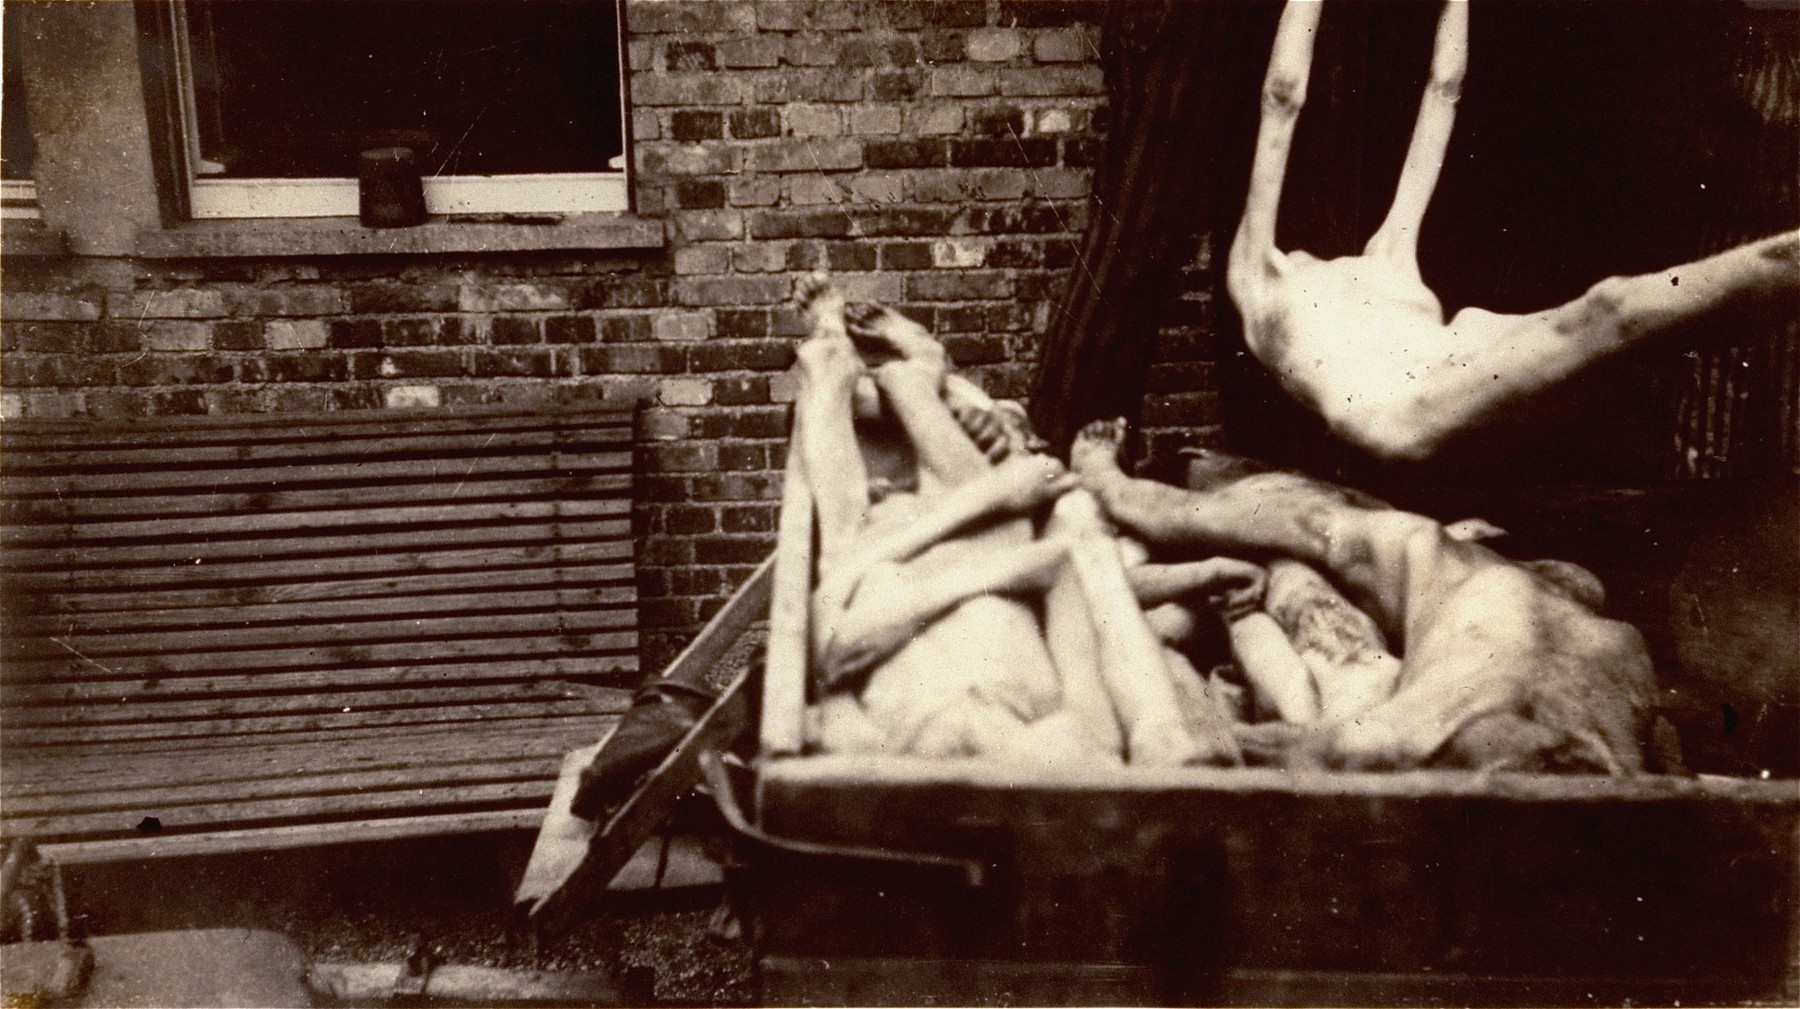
[59,828,755,1006]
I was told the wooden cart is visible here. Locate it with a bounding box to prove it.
[710,443,1800,1006]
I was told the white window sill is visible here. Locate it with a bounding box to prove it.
[131,212,664,259]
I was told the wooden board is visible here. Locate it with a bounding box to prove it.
[0,405,641,858]
[755,757,1800,1003]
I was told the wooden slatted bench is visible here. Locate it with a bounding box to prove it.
[0,406,641,865]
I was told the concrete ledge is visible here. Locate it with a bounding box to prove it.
[133,212,665,259]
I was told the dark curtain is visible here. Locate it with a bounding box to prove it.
[1030,1,1798,489]
[1027,1,1281,456]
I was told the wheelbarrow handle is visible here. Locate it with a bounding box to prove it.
[696,749,988,888]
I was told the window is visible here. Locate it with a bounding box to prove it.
[148,0,629,220]
[2,6,40,220]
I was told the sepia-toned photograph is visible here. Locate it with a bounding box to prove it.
[1,1,1794,1005]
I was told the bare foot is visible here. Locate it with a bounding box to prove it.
[845,301,947,379]
[1069,416,1129,481]
[797,272,848,334]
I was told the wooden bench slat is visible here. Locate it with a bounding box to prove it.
[5,719,611,796]
[15,586,636,634]
[0,425,629,473]
[1,681,632,727]
[3,778,560,840]
[5,711,610,762]
[5,697,629,747]
[26,562,636,615]
[1,751,573,817]
[2,497,631,546]
[7,608,639,662]
[2,517,631,570]
[4,657,637,705]
[0,474,632,523]
[13,542,634,594]
[4,630,640,681]
[0,449,632,499]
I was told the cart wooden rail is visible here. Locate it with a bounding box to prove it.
[0,406,640,864]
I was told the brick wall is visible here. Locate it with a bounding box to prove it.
[1,0,1174,670]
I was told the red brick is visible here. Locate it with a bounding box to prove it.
[602,316,655,342]
[999,65,1104,96]
[676,276,790,307]
[577,277,668,310]
[674,210,744,242]
[8,321,83,353]
[546,316,598,344]
[880,241,934,270]
[966,28,1022,62]
[907,271,1013,301]
[715,309,773,340]
[852,207,957,237]
[717,442,770,469]
[713,375,770,405]
[749,138,861,173]
[721,504,776,532]
[630,74,745,107]
[581,344,686,374]
[640,143,736,176]
[728,108,782,140]
[825,242,879,272]
[756,1,859,31]
[770,69,865,103]
[2,291,102,321]
[951,137,1058,168]
[843,37,919,67]
[626,1,755,34]
[109,289,226,319]
[348,282,457,314]
[751,209,853,240]
[228,287,346,317]
[378,318,440,347]
[863,138,948,169]
[942,333,1008,365]
[213,321,265,350]
[694,536,775,564]
[694,407,789,440]
[687,341,795,372]
[784,37,842,68]
[267,353,349,383]
[922,2,987,28]
[870,69,925,101]
[670,110,724,142]
[490,317,541,345]
[718,37,781,68]
[931,65,993,97]
[666,41,716,71]
[384,352,466,379]
[142,321,212,351]
[650,443,720,473]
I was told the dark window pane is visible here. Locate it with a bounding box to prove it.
[189,0,622,178]
[2,5,35,180]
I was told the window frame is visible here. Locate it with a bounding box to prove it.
[151,0,633,221]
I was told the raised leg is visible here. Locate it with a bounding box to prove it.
[1042,490,1126,759]
[793,276,869,578]
[1227,0,1322,299]
[1364,0,1467,269]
